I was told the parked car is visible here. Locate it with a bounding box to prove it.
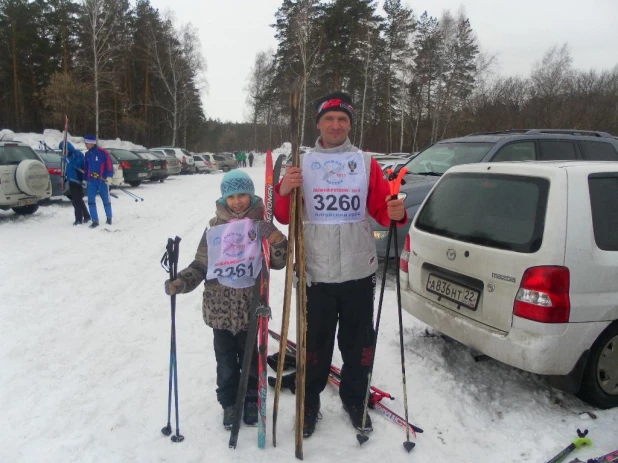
[35,149,68,197]
[191,154,215,173]
[107,148,151,187]
[149,151,181,176]
[372,129,618,257]
[0,141,51,214]
[131,149,167,182]
[400,160,618,408]
[106,153,125,187]
[201,153,238,172]
[150,147,195,174]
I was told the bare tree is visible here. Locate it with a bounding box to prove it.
[246,50,274,150]
[289,0,322,146]
[81,0,122,137]
[146,13,204,146]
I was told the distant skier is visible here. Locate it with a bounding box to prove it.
[59,140,91,225]
[83,134,113,228]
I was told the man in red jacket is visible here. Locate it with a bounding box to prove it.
[274,91,406,438]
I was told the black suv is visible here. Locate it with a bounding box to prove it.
[372,129,618,257]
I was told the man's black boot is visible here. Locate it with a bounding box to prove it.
[343,403,373,432]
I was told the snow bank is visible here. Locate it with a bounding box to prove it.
[1,128,145,151]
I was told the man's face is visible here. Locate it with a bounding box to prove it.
[316,111,351,148]
[85,142,95,150]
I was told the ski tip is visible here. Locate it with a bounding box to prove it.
[403,441,415,453]
[357,434,370,446]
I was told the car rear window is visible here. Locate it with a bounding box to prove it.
[580,141,618,161]
[109,149,140,161]
[214,155,226,161]
[37,151,62,163]
[415,173,549,253]
[0,146,39,165]
[588,173,618,251]
[405,142,494,176]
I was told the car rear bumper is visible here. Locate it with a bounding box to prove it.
[166,165,181,175]
[150,169,167,179]
[401,283,609,376]
[123,171,152,181]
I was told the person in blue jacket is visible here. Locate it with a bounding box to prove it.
[83,134,113,228]
[59,141,91,225]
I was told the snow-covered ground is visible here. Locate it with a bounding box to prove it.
[1,154,617,461]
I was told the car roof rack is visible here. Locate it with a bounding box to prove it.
[465,129,614,138]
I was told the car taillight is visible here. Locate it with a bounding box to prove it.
[120,161,131,170]
[204,161,211,167]
[513,266,570,323]
[182,156,186,163]
[400,234,411,273]
[164,161,168,167]
[147,161,152,169]
[47,167,62,176]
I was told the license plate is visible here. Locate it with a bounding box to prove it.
[153,166,160,169]
[426,274,479,310]
[17,198,36,206]
[138,173,148,177]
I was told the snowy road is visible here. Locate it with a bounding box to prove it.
[1,166,616,463]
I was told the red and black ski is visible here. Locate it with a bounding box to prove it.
[268,329,423,435]
[228,152,274,450]
[257,149,274,448]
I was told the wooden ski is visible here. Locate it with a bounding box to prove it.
[290,80,307,461]
[272,82,301,449]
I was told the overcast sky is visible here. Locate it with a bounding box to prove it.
[149,0,618,123]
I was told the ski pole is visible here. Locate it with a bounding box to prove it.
[547,429,591,463]
[118,187,144,202]
[160,237,184,443]
[389,167,415,453]
[356,213,394,446]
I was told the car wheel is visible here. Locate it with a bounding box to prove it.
[222,167,230,172]
[159,178,165,183]
[128,181,141,187]
[12,204,40,215]
[577,321,618,408]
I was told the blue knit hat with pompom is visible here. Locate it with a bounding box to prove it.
[220,170,255,200]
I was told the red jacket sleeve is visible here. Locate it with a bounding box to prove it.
[274,182,291,225]
[367,158,408,227]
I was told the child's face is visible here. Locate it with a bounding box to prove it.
[225,193,251,214]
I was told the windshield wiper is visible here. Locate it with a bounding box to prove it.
[413,171,442,176]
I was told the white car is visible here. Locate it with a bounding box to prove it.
[400,161,618,408]
[150,147,195,174]
[191,154,215,174]
[0,141,51,214]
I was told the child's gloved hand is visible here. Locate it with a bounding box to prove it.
[165,279,186,295]
[259,221,286,244]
